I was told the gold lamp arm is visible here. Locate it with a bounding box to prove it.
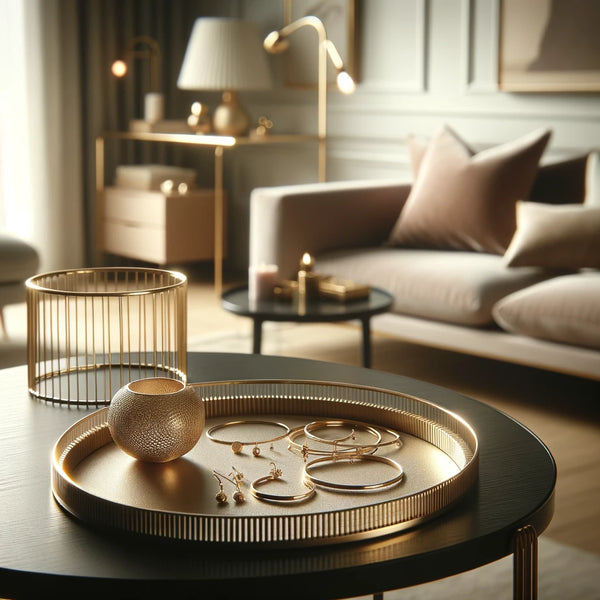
[264,16,355,182]
[112,35,161,92]
[129,36,161,92]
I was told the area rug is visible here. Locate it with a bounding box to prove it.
[351,537,600,599]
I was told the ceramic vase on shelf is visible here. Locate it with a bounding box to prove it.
[108,377,205,463]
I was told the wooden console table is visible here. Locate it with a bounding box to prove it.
[95,132,320,295]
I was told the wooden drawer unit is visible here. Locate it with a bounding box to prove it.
[103,187,226,265]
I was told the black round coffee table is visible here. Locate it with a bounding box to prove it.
[221,285,394,367]
[0,353,555,600]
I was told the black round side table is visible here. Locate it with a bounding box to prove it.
[221,285,394,367]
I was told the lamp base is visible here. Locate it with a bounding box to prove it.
[213,91,250,137]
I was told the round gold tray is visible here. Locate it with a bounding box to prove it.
[52,380,479,546]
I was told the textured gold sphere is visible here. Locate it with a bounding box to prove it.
[108,378,205,463]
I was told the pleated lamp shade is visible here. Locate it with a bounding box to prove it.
[178,18,272,91]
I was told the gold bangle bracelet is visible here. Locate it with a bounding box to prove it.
[287,426,378,460]
[206,420,291,456]
[353,426,403,452]
[250,463,316,504]
[303,454,404,491]
[304,419,382,448]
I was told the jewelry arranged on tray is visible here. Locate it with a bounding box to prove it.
[213,469,246,504]
[206,420,291,456]
[250,462,316,504]
[208,417,405,505]
[303,454,404,491]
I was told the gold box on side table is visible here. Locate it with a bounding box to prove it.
[103,186,227,265]
[319,277,370,301]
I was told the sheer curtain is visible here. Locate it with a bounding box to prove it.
[0,0,239,271]
[0,0,84,271]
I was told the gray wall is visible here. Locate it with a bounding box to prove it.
[215,0,600,271]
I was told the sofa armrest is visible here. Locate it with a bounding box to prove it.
[249,179,411,279]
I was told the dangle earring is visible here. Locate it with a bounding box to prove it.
[213,469,245,504]
[231,479,245,504]
[213,472,227,504]
[230,466,244,484]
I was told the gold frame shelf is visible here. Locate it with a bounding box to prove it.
[95,132,321,296]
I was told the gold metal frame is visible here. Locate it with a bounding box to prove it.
[51,379,479,546]
[95,132,319,295]
[266,6,356,181]
[26,267,187,405]
[514,524,538,599]
[283,0,357,88]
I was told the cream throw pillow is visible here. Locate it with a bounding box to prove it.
[493,273,600,349]
[389,126,552,254]
[504,202,600,268]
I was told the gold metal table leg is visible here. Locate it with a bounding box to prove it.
[95,135,105,266]
[214,146,224,297]
[514,524,538,600]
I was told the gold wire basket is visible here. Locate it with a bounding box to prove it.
[26,267,187,406]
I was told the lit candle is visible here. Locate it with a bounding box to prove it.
[300,252,314,272]
[248,264,279,301]
[298,252,319,299]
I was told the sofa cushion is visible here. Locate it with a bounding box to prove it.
[316,248,553,326]
[493,272,600,349]
[529,154,589,205]
[388,125,551,254]
[409,136,588,206]
[504,202,600,268]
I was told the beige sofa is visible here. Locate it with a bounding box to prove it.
[249,128,600,381]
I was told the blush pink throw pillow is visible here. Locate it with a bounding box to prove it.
[389,126,552,254]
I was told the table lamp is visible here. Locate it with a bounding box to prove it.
[111,36,164,123]
[264,16,356,181]
[177,18,273,137]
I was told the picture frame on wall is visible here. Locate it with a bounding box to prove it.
[498,0,600,92]
[283,0,357,88]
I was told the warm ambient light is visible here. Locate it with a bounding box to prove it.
[111,36,161,92]
[111,59,128,78]
[178,18,272,137]
[111,36,163,123]
[263,21,356,95]
[264,16,355,181]
[336,70,356,94]
[300,252,314,271]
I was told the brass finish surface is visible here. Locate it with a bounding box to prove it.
[52,379,478,546]
[26,267,187,405]
[514,524,538,600]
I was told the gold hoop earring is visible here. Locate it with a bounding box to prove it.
[250,462,316,504]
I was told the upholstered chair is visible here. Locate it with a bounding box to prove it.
[0,232,39,338]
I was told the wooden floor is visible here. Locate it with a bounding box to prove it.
[4,266,599,554]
